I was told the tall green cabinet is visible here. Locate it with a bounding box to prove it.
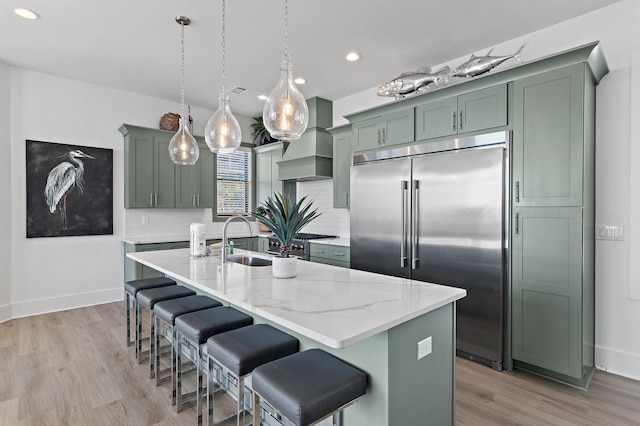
[511,62,598,388]
[254,142,292,205]
[329,124,352,208]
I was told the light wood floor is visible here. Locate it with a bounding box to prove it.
[1,302,639,425]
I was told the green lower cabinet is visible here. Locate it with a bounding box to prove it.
[511,207,594,388]
[124,242,189,281]
[228,237,258,252]
[309,243,350,268]
[257,237,269,253]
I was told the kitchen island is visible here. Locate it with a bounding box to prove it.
[127,248,466,425]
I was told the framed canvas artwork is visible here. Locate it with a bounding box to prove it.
[26,140,113,238]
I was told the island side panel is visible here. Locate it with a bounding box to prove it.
[388,302,455,425]
[227,301,455,426]
[226,304,391,426]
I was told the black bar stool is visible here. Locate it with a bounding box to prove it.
[136,285,196,365]
[174,306,253,424]
[252,349,367,426]
[152,295,222,390]
[124,277,176,354]
[207,324,299,426]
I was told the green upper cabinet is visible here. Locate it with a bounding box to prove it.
[352,108,414,152]
[513,65,585,207]
[330,125,352,209]
[121,124,175,208]
[254,142,287,205]
[511,207,585,379]
[176,142,215,208]
[121,124,214,209]
[415,83,507,140]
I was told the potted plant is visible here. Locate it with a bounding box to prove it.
[250,116,277,146]
[252,192,320,278]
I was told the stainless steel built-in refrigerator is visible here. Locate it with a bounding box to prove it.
[350,131,509,370]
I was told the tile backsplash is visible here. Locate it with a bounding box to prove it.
[124,179,350,240]
[296,180,350,238]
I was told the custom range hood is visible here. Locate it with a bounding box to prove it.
[277,97,333,181]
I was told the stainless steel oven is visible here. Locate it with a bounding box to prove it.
[267,233,338,260]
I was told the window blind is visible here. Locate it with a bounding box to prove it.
[217,150,251,215]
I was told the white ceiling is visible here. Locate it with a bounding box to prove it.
[0,0,620,118]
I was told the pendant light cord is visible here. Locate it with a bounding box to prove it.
[283,0,289,61]
[180,21,186,126]
[222,0,227,95]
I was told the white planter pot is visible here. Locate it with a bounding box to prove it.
[272,256,297,278]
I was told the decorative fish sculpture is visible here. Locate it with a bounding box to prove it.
[451,42,529,78]
[378,65,450,99]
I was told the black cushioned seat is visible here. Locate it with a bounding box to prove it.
[175,306,253,344]
[252,349,368,426]
[151,294,223,394]
[136,285,196,309]
[173,306,254,419]
[154,295,222,325]
[207,324,299,377]
[125,276,176,296]
[124,277,176,349]
[135,285,197,370]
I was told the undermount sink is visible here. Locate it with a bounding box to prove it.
[227,255,272,267]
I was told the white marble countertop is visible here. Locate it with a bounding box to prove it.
[127,248,465,349]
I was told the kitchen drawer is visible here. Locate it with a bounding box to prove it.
[309,243,350,266]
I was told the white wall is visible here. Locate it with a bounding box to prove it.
[0,62,11,322]
[7,69,219,318]
[334,0,640,380]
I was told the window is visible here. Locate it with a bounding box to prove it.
[216,148,252,217]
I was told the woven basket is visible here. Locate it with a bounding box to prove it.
[159,113,180,131]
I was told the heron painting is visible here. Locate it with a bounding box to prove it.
[26,140,113,238]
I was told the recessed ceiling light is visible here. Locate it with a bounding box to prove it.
[346,52,361,62]
[294,77,306,85]
[14,7,40,20]
[258,95,268,101]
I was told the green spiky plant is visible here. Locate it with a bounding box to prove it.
[250,116,277,146]
[252,193,321,257]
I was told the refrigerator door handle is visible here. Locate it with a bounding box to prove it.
[401,180,408,267]
[412,179,419,269]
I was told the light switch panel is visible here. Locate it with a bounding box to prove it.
[595,225,624,241]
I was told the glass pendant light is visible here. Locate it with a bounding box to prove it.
[169,16,199,165]
[205,0,241,154]
[262,0,308,141]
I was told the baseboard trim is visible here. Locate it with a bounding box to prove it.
[0,303,11,323]
[596,345,640,382]
[10,288,124,320]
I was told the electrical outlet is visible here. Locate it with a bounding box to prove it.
[417,336,432,360]
[141,215,149,225]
